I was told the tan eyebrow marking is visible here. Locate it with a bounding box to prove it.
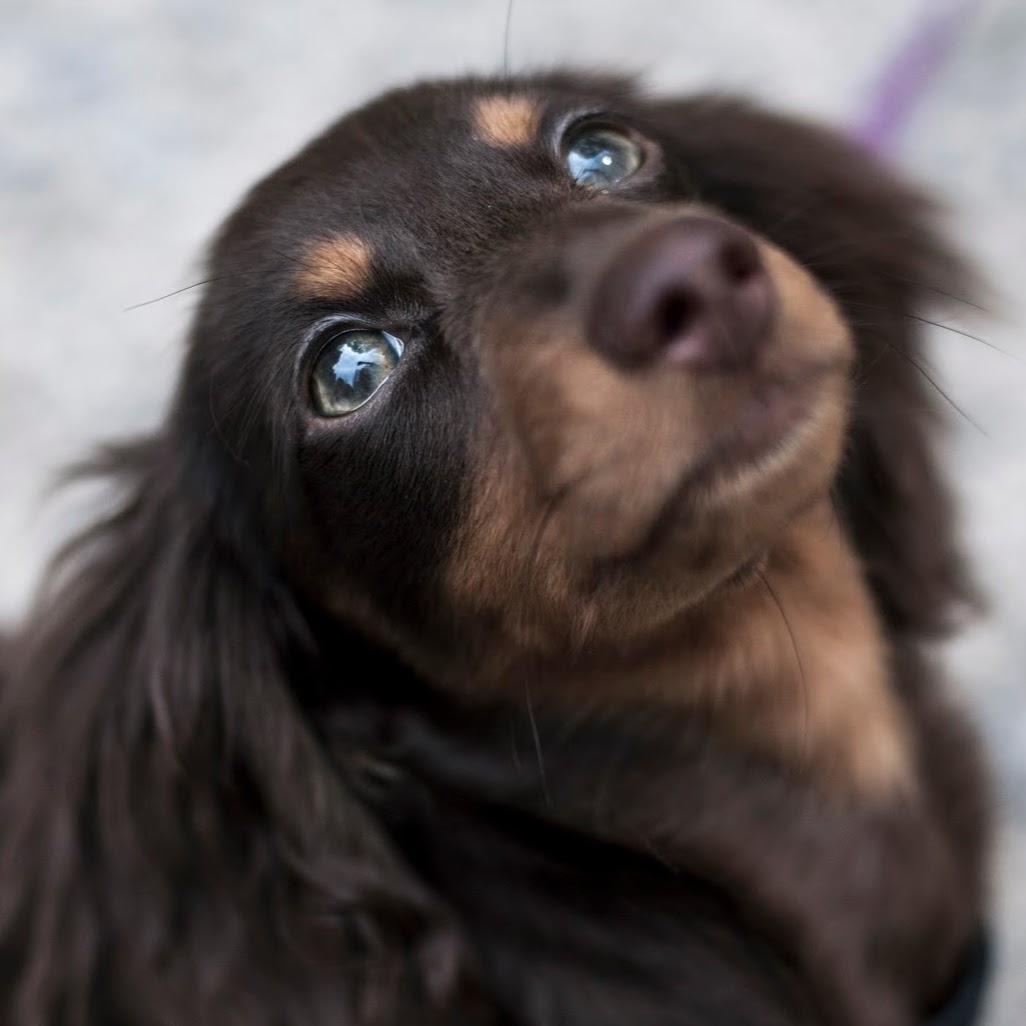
[472,95,540,147]
[294,234,373,298]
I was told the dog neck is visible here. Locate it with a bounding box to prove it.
[449,500,914,803]
[316,550,952,1026]
[309,514,966,1023]
[660,500,914,801]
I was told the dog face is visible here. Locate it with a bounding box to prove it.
[167,74,973,791]
[186,76,876,693]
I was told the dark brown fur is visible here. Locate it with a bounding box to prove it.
[0,74,989,1026]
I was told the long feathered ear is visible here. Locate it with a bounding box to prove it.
[0,425,466,1025]
[645,96,978,638]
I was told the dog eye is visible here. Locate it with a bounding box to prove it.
[309,329,404,417]
[563,125,643,188]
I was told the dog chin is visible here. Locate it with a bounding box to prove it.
[552,367,847,584]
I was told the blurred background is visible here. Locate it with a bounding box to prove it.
[1,0,1023,1019]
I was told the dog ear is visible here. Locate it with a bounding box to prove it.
[0,428,466,1024]
[645,96,978,637]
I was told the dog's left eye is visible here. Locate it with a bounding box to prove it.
[309,329,404,417]
[563,125,643,188]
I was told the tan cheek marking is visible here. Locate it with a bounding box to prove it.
[757,240,854,367]
[444,435,585,658]
[483,311,714,562]
[711,505,914,800]
[645,506,912,800]
[294,235,373,299]
[472,95,540,147]
[445,474,914,800]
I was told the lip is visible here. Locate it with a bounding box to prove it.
[709,372,821,476]
[593,368,832,573]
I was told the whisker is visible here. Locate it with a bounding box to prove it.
[840,304,995,435]
[124,278,226,312]
[884,340,989,437]
[524,473,588,584]
[523,679,550,807]
[124,265,281,312]
[837,299,1007,361]
[758,569,809,763]
[502,0,516,83]
[131,244,317,316]
[883,273,985,312]
[267,244,312,271]
[908,314,1019,361]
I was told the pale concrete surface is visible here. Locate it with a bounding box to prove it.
[1,0,1023,1020]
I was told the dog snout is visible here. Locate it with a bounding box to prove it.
[587,216,776,372]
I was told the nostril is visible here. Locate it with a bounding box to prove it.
[657,290,699,342]
[719,236,761,287]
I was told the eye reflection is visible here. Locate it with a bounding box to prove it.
[309,329,404,417]
[564,125,643,188]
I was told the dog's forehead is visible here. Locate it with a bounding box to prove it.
[304,85,553,236]
[266,77,639,295]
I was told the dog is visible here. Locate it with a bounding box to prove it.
[0,73,991,1026]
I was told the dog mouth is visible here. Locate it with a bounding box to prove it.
[477,206,855,577]
[698,366,830,483]
[592,363,839,573]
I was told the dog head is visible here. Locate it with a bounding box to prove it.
[178,75,969,690]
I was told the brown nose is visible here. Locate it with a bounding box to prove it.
[587,216,776,371]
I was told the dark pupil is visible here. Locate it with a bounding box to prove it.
[566,129,640,187]
[311,331,402,416]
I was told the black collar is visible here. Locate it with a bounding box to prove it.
[923,930,991,1026]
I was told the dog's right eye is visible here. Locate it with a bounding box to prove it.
[309,328,404,417]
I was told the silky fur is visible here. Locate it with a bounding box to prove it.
[0,73,988,1026]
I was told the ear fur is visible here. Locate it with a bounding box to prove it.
[646,96,977,638]
[0,426,467,1025]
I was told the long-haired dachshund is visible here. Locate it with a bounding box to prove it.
[0,74,991,1026]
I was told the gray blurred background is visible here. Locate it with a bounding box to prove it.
[1,0,1023,1019]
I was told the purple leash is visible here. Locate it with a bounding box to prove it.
[853,0,980,156]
